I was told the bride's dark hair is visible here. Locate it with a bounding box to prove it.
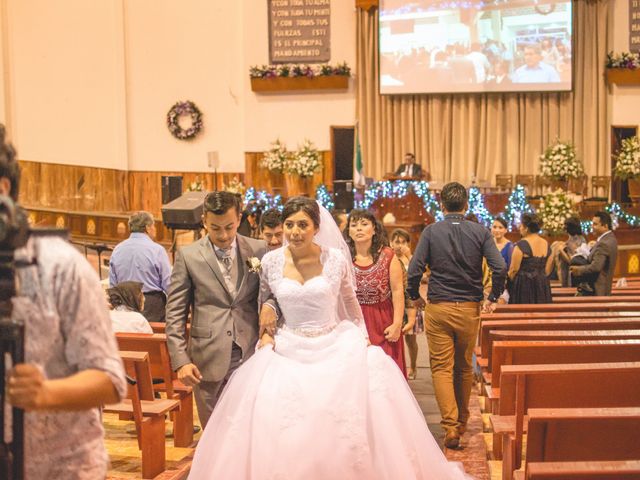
[345,209,389,263]
[282,196,320,227]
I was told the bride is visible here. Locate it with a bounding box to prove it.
[188,197,470,480]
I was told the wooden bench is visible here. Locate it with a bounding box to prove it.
[551,295,640,303]
[116,333,195,447]
[483,311,640,322]
[493,302,640,314]
[478,318,640,360]
[508,408,640,480]
[104,351,181,479]
[483,330,640,371]
[483,340,640,413]
[552,287,640,297]
[489,362,640,465]
[525,460,640,479]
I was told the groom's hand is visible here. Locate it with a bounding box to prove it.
[177,363,202,386]
[259,304,277,336]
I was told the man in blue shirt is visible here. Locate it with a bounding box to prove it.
[109,211,172,322]
[511,44,560,83]
[407,182,506,448]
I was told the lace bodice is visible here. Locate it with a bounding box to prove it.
[259,247,368,337]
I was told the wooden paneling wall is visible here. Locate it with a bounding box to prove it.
[19,152,336,217]
[19,160,243,216]
[19,160,130,213]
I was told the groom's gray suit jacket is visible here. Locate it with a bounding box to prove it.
[166,234,267,382]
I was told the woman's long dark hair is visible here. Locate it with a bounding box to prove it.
[345,209,389,263]
[107,281,143,312]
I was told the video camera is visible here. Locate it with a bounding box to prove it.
[0,194,29,480]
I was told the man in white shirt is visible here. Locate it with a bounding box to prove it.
[511,44,560,83]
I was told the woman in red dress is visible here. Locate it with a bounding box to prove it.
[346,209,407,376]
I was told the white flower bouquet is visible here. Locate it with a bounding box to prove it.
[288,139,322,178]
[613,136,640,181]
[539,189,576,235]
[539,140,584,181]
[260,139,289,173]
[223,177,246,195]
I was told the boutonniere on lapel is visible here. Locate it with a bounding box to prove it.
[246,257,262,274]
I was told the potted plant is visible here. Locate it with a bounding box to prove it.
[249,63,351,92]
[605,51,640,85]
[285,139,322,197]
[260,139,289,190]
[538,189,577,236]
[613,136,640,204]
[539,139,584,190]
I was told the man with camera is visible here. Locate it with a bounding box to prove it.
[1,124,126,479]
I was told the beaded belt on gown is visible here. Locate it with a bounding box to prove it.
[280,322,338,337]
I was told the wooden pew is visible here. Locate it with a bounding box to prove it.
[105,351,181,479]
[493,302,640,314]
[552,287,640,297]
[489,362,640,465]
[478,318,640,360]
[509,407,640,480]
[483,340,640,412]
[483,311,640,322]
[116,333,194,447]
[526,460,640,479]
[484,330,640,370]
[551,295,640,303]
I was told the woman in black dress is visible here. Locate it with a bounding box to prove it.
[508,213,554,304]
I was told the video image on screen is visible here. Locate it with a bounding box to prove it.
[379,1,573,94]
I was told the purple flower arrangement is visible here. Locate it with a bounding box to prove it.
[606,51,640,69]
[249,62,351,79]
[167,101,203,140]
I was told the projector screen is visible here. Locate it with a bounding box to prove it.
[379,1,573,94]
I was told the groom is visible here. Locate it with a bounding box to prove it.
[166,191,273,427]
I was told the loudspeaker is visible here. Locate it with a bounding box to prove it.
[334,180,354,211]
[331,126,355,181]
[161,176,183,205]
[161,191,207,230]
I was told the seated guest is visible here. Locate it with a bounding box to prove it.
[570,211,618,296]
[259,208,283,251]
[107,281,153,333]
[508,213,553,304]
[394,152,427,179]
[109,211,172,322]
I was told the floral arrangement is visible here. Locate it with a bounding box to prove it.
[538,189,576,235]
[249,62,351,79]
[260,139,289,173]
[606,51,640,70]
[167,100,203,140]
[613,136,640,180]
[223,177,246,195]
[288,139,322,178]
[539,139,584,181]
[186,176,205,192]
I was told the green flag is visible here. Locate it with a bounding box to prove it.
[354,121,364,187]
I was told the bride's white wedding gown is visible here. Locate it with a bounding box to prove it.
[188,247,469,480]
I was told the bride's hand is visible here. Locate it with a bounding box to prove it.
[384,322,402,343]
[258,332,275,349]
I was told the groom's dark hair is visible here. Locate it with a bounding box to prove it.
[204,191,241,216]
[441,182,468,213]
[282,197,320,227]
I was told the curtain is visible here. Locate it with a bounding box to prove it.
[356,0,610,185]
